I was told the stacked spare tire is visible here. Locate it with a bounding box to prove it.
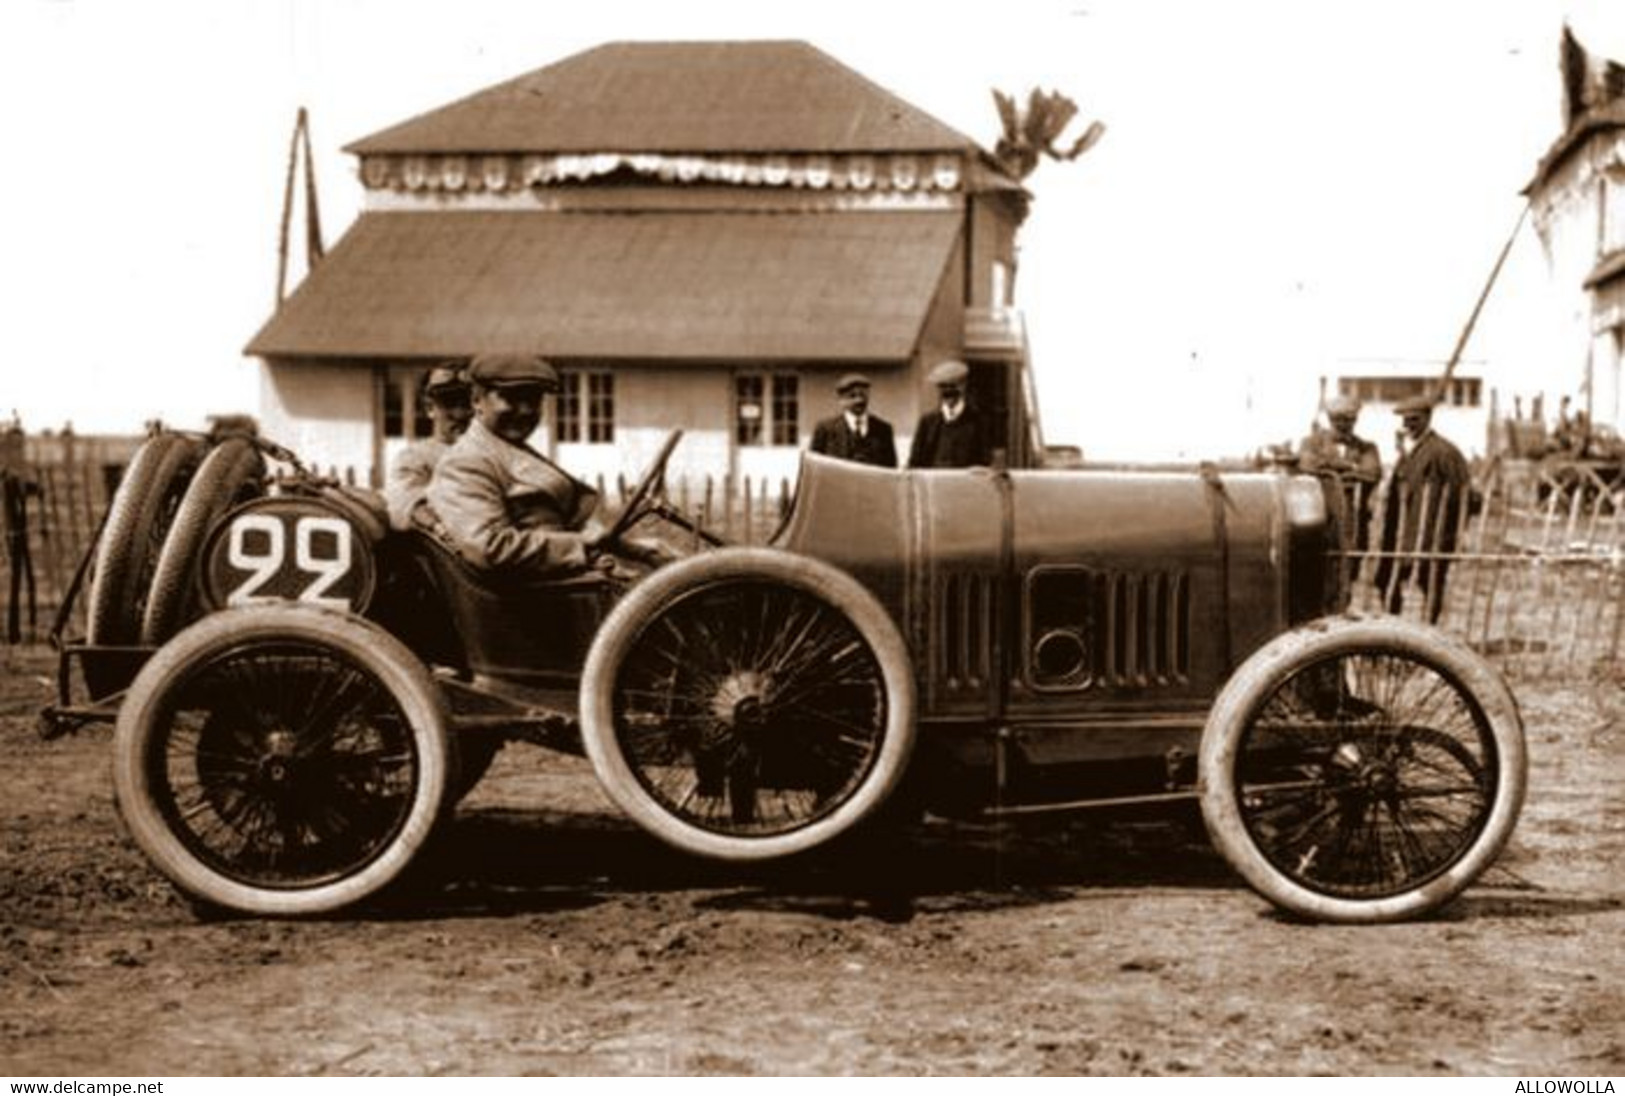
[87,431,267,647]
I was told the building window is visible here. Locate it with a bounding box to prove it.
[736,373,798,446]
[558,370,614,443]
[991,260,1012,313]
[411,388,433,438]
[383,375,406,439]
[736,375,764,445]
[771,374,799,445]
[588,373,615,443]
[1337,375,1481,409]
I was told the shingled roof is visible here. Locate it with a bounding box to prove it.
[346,40,981,155]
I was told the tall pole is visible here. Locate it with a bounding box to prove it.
[1434,202,1531,404]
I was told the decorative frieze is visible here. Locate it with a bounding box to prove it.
[359,150,965,194]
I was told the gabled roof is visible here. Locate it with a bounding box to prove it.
[1524,99,1625,195]
[346,40,981,155]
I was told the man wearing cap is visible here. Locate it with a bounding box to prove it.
[809,374,897,467]
[1299,394,1382,583]
[385,363,473,530]
[425,353,606,575]
[1373,395,1472,623]
[907,359,989,469]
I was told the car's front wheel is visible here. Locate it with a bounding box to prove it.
[1199,615,1526,923]
[580,548,917,861]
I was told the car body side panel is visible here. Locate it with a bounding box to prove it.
[775,455,1304,731]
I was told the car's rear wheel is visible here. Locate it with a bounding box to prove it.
[580,548,916,861]
[112,606,451,916]
[88,434,202,645]
[1200,616,1525,923]
[141,437,266,644]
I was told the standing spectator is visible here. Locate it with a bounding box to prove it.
[907,359,989,469]
[809,373,897,468]
[1299,394,1382,584]
[0,418,36,643]
[1374,395,1472,623]
[385,363,473,529]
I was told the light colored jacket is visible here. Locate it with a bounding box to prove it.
[384,436,451,530]
[425,419,600,573]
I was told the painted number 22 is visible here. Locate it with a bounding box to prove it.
[226,514,354,609]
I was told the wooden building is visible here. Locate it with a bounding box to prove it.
[247,41,1037,488]
[1525,25,1625,434]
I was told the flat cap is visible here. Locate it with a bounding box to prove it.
[1394,394,1437,415]
[928,359,969,386]
[423,363,469,396]
[468,353,559,390]
[835,373,871,394]
[1325,394,1361,417]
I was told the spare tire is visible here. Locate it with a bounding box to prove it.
[140,437,266,645]
[87,434,202,646]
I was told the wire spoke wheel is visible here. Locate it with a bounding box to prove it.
[612,580,888,837]
[114,607,450,916]
[581,548,916,861]
[1235,652,1493,900]
[1200,616,1525,923]
[153,642,418,889]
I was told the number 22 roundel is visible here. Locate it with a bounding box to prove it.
[200,497,377,614]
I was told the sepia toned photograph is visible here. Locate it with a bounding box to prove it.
[1,0,1621,1079]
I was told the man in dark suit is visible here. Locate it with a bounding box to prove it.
[1373,395,1472,623]
[809,373,898,467]
[908,359,989,468]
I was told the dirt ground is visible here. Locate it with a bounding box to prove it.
[1,645,1621,1077]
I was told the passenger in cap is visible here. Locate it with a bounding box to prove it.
[1298,392,1382,586]
[907,359,989,468]
[1374,393,1471,623]
[809,373,898,468]
[425,353,673,575]
[384,362,473,530]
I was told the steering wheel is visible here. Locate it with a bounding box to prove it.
[599,429,683,547]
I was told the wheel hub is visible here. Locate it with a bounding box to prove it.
[710,671,772,730]
[1328,740,1400,797]
[256,728,299,785]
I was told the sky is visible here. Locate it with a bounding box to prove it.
[5,0,1625,459]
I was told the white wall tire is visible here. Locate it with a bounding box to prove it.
[1200,615,1526,923]
[580,548,917,862]
[112,606,451,916]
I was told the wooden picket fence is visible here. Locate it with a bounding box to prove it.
[0,448,796,645]
[0,434,135,644]
[1337,460,1625,680]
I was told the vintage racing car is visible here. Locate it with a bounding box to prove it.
[41,427,1527,924]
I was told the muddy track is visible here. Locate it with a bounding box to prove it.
[1,649,1620,1076]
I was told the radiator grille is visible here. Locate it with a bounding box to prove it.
[1029,567,1191,690]
[937,571,995,691]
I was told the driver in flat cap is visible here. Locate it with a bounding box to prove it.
[907,359,989,468]
[384,362,473,530]
[809,373,897,467]
[425,353,673,575]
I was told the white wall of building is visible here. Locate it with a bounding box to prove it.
[259,361,376,482]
